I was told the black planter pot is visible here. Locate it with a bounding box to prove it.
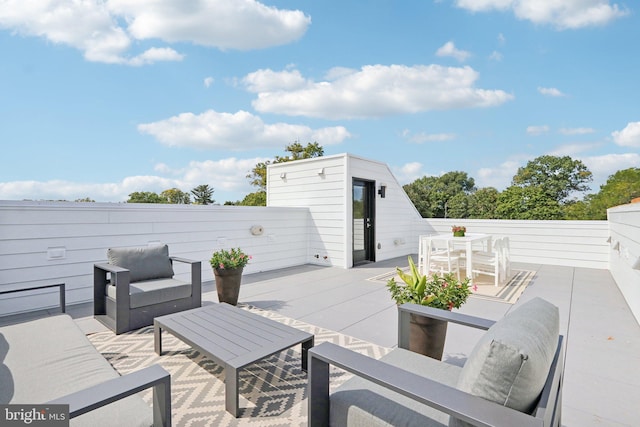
[213,267,243,306]
[408,312,448,360]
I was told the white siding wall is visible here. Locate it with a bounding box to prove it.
[268,154,425,267]
[0,201,309,315]
[268,155,347,267]
[421,218,609,269]
[608,202,640,324]
[346,155,425,265]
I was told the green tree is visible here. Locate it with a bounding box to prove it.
[191,184,214,205]
[403,171,475,218]
[127,191,164,203]
[74,197,95,202]
[583,168,640,219]
[247,142,324,191]
[446,192,470,218]
[512,155,592,203]
[496,186,564,219]
[161,188,191,204]
[468,187,499,219]
[238,191,267,206]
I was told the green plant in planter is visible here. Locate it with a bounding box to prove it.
[387,256,474,311]
[209,247,251,270]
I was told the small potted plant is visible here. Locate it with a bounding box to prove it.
[451,225,466,237]
[210,247,251,306]
[387,256,474,359]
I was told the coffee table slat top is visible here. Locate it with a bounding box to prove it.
[155,303,313,369]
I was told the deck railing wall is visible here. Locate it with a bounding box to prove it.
[421,218,610,269]
[607,202,640,324]
[0,201,310,316]
[0,201,621,317]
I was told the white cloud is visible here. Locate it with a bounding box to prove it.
[580,153,640,191]
[402,129,456,143]
[110,0,310,50]
[538,87,566,97]
[497,33,506,45]
[489,51,503,61]
[128,47,184,66]
[0,157,271,203]
[455,0,628,29]
[526,125,550,135]
[204,77,214,88]
[138,109,351,149]
[547,142,600,156]
[0,0,310,64]
[476,159,522,190]
[248,65,514,119]
[435,41,471,62]
[611,121,640,147]
[559,127,596,135]
[392,162,425,185]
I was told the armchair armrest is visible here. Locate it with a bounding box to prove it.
[308,342,542,427]
[48,364,171,427]
[170,257,202,306]
[398,303,495,350]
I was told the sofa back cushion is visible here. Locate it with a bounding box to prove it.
[108,244,174,282]
[450,297,559,426]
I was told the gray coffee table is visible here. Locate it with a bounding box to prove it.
[154,303,314,417]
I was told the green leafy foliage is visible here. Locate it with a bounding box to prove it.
[127,191,164,203]
[191,184,214,205]
[247,142,324,191]
[161,188,191,204]
[209,247,251,270]
[386,257,473,311]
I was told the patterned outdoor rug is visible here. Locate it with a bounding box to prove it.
[87,305,390,427]
[368,268,535,305]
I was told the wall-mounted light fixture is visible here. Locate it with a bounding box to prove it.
[612,240,620,250]
[631,256,640,270]
[280,172,287,179]
[378,183,387,198]
[317,167,325,176]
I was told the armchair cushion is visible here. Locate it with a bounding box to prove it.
[107,244,174,282]
[106,278,192,309]
[452,297,559,425]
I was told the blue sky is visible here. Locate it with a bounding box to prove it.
[1,0,638,204]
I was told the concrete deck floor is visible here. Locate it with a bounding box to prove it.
[2,257,639,426]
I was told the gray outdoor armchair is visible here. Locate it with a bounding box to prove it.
[94,244,202,334]
[308,298,564,427]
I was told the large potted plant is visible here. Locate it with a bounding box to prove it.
[210,247,251,306]
[387,256,474,359]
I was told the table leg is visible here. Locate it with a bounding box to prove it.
[225,365,240,417]
[466,242,474,283]
[302,337,314,372]
[154,323,162,355]
[59,283,66,313]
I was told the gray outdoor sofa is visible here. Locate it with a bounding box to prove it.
[308,297,564,427]
[0,313,171,426]
[94,244,202,334]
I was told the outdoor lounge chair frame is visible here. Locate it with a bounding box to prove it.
[94,256,202,334]
[308,303,564,427]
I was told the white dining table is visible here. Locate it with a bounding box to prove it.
[428,233,493,284]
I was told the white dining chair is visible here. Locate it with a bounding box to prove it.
[471,237,504,287]
[424,236,461,280]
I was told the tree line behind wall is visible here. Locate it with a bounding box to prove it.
[403,156,640,220]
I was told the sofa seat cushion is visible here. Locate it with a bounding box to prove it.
[450,297,559,427]
[107,278,192,309]
[331,348,462,427]
[0,315,152,427]
[108,244,174,282]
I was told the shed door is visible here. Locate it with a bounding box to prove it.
[353,179,375,265]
